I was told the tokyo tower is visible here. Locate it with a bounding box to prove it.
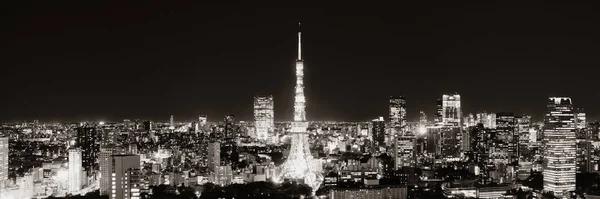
[276,23,323,194]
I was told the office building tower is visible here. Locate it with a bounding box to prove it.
[496,112,518,163]
[477,112,497,129]
[77,127,99,173]
[389,96,412,168]
[371,117,386,152]
[208,142,220,172]
[0,137,8,196]
[254,95,274,141]
[464,113,476,128]
[221,115,238,168]
[441,94,462,127]
[441,127,462,158]
[102,129,117,147]
[223,115,236,138]
[389,96,407,130]
[99,148,114,196]
[426,127,442,156]
[435,99,443,125]
[110,155,141,199]
[471,124,490,165]
[516,115,532,161]
[170,115,174,128]
[68,148,83,194]
[575,109,586,130]
[543,97,576,197]
[395,132,415,168]
[576,139,593,173]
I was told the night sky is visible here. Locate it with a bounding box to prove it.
[2,1,600,122]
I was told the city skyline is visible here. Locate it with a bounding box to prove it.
[3,2,600,122]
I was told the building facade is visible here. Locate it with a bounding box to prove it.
[254,95,274,141]
[77,127,99,173]
[543,97,576,197]
[68,148,83,194]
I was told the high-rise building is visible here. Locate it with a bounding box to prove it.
[0,137,8,196]
[464,113,476,128]
[516,115,532,161]
[254,95,274,141]
[477,112,497,129]
[68,148,83,194]
[575,109,586,130]
[170,115,174,128]
[441,94,461,127]
[389,96,412,169]
[277,24,324,194]
[110,155,141,199]
[99,147,114,196]
[395,132,415,168]
[371,117,386,153]
[221,115,238,168]
[543,97,576,197]
[435,99,443,125]
[102,129,117,147]
[441,127,462,158]
[496,112,518,163]
[389,96,407,130]
[208,142,220,172]
[77,127,99,173]
[223,115,236,138]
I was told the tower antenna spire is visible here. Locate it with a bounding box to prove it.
[298,22,301,60]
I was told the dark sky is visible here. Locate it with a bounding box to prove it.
[2,1,600,123]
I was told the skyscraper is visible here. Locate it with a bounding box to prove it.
[371,117,386,153]
[110,155,141,199]
[441,94,461,127]
[221,115,238,168]
[254,95,274,141]
[389,96,407,130]
[77,126,99,173]
[389,96,413,169]
[496,112,517,163]
[543,97,576,197]
[68,148,83,194]
[208,141,220,172]
[0,137,8,196]
[223,115,235,138]
[278,24,323,194]
[575,109,586,130]
[99,147,114,196]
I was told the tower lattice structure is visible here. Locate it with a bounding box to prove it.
[277,23,323,194]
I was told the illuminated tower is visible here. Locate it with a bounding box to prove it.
[389,96,413,169]
[543,97,576,198]
[389,96,406,130]
[278,23,323,194]
[442,94,461,127]
[254,95,274,141]
[68,148,83,194]
[77,127,99,174]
